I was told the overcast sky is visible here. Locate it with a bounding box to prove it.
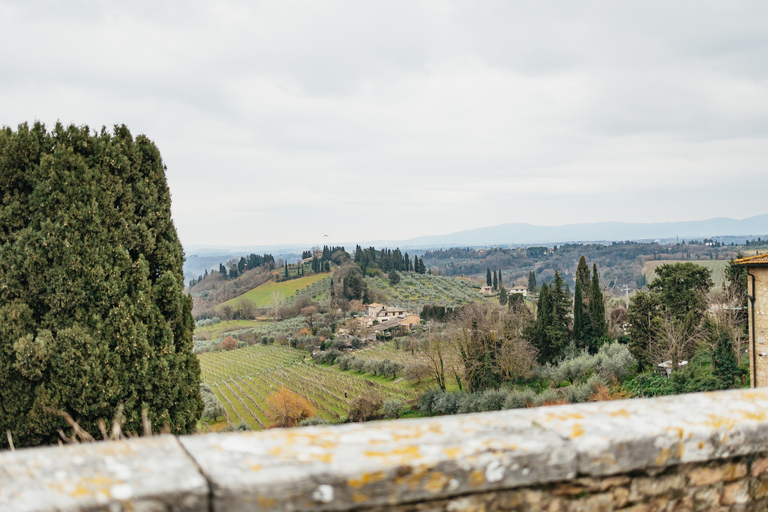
[2,1,767,249]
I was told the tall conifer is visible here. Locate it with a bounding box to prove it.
[0,123,201,447]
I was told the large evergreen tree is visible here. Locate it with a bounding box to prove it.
[486,267,492,287]
[588,263,609,341]
[576,256,591,298]
[573,280,585,344]
[492,270,498,291]
[0,123,202,448]
[528,271,537,293]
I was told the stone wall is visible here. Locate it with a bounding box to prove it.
[4,388,768,511]
[747,266,768,387]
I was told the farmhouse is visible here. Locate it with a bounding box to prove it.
[360,304,420,332]
[509,285,528,296]
[479,285,492,295]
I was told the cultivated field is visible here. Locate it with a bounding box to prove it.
[218,272,331,310]
[642,260,729,288]
[366,273,479,310]
[197,345,418,430]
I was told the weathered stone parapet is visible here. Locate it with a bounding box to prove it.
[0,435,208,511]
[5,388,768,511]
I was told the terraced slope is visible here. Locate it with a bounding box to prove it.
[197,345,417,430]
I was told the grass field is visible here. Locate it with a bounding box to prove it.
[195,319,269,339]
[197,344,418,430]
[642,260,729,288]
[218,272,331,309]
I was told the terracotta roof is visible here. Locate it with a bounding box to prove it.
[733,254,768,266]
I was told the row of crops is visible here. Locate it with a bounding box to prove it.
[367,272,479,310]
[197,345,418,430]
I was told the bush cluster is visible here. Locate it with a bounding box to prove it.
[337,354,404,378]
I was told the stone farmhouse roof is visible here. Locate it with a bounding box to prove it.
[734,254,768,266]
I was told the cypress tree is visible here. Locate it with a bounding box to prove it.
[486,268,492,287]
[589,263,609,340]
[528,271,537,293]
[573,280,584,344]
[0,122,201,448]
[492,270,498,290]
[576,256,591,300]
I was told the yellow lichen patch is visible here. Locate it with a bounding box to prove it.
[349,471,387,489]
[444,447,462,459]
[609,409,630,418]
[95,443,138,457]
[423,472,450,493]
[352,492,370,503]
[364,446,422,464]
[469,470,485,487]
[665,427,685,440]
[545,412,584,422]
[698,441,706,450]
[570,425,584,439]
[395,464,435,489]
[258,496,276,507]
[676,443,685,458]
[308,453,333,463]
[251,464,262,472]
[656,447,671,465]
[740,410,767,422]
[704,415,737,431]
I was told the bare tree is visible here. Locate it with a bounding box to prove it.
[707,287,748,364]
[235,298,255,320]
[649,317,705,371]
[301,306,319,334]
[270,292,285,320]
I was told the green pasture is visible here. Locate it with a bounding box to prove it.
[218,272,331,310]
[642,260,729,288]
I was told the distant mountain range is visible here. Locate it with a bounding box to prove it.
[360,215,768,249]
[183,215,768,278]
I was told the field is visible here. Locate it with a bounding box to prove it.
[642,260,729,288]
[218,272,331,310]
[366,273,479,310]
[197,345,418,430]
[195,319,268,340]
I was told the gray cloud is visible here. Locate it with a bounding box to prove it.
[1,0,766,247]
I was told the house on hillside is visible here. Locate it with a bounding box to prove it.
[480,286,492,295]
[509,285,528,297]
[360,304,420,332]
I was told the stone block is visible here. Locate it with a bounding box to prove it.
[721,481,750,505]
[0,436,208,512]
[180,412,576,511]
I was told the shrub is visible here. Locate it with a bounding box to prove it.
[348,394,384,422]
[503,388,537,409]
[380,400,404,419]
[478,389,509,411]
[434,392,464,415]
[200,383,226,421]
[298,417,331,427]
[266,386,316,428]
[221,336,238,351]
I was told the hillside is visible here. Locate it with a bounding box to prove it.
[366,272,480,311]
[197,345,418,430]
[217,272,331,310]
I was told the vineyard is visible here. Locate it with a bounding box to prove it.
[197,345,418,430]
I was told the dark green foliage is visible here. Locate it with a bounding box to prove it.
[492,270,498,291]
[573,281,584,344]
[626,291,662,372]
[528,271,537,292]
[711,329,739,389]
[576,256,591,295]
[498,286,507,306]
[388,270,400,286]
[648,262,713,326]
[588,264,609,339]
[0,122,202,448]
[508,292,525,312]
[527,272,571,365]
[486,267,492,287]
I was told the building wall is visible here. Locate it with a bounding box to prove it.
[748,266,768,387]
